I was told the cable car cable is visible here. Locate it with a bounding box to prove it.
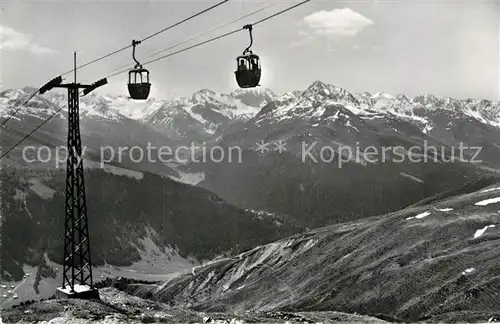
[0,103,67,160]
[106,28,241,79]
[0,89,40,127]
[1,87,86,159]
[60,0,231,77]
[148,3,275,59]
[104,0,312,79]
[140,0,231,43]
[252,0,311,27]
[0,76,65,127]
[104,3,276,77]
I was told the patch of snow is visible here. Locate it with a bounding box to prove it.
[371,92,395,101]
[359,113,384,120]
[462,268,475,275]
[435,208,453,212]
[346,120,359,132]
[28,179,56,199]
[329,110,340,122]
[400,172,424,183]
[169,171,205,186]
[473,225,496,239]
[406,211,431,220]
[85,159,144,180]
[103,164,144,180]
[475,197,500,206]
[415,211,431,219]
[423,124,434,134]
[482,187,500,193]
[311,106,326,118]
[342,104,368,116]
[113,98,165,120]
[57,284,92,294]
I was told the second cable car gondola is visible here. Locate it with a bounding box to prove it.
[235,24,261,88]
[128,40,151,100]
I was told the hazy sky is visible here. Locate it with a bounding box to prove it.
[0,0,498,100]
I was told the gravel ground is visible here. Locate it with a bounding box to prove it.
[1,288,389,324]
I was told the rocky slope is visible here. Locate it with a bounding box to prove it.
[128,177,500,322]
[1,287,390,323]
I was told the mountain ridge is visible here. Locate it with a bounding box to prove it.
[2,82,500,145]
[3,81,499,125]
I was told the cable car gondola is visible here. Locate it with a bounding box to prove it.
[235,24,261,88]
[128,40,151,100]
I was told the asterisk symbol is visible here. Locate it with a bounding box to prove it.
[274,140,287,153]
[255,140,270,154]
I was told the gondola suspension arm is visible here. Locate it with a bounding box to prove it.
[132,40,143,69]
[243,24,254,55]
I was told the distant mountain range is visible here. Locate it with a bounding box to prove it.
[4,87,276,143]
[180,81,500,228]
[0,87,277,177]
[3,81,499,148]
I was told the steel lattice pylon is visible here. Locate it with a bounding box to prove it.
[61,85,94,292]
[44,53,107,299]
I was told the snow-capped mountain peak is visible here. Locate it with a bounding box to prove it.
[306,80,329,92]
[252,80,500,133]
[190,89,219,103]
[413,94,439,107]
[371,92,395,101]
[301,81,359,106]
[196,88,216,96]
[396,94,411,103]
